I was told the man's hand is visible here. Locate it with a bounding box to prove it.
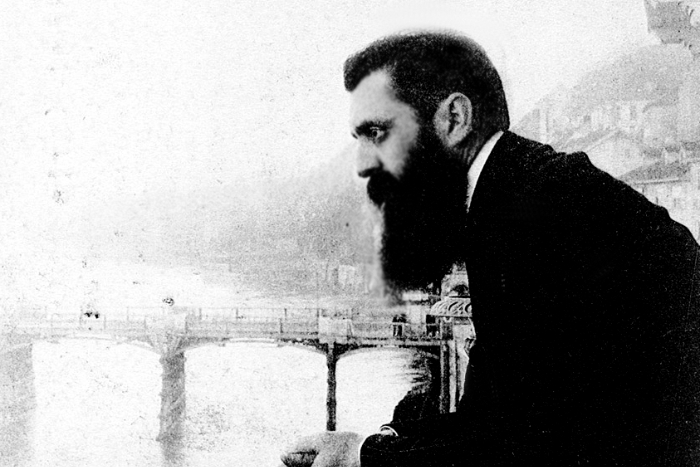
[280,431,363,467]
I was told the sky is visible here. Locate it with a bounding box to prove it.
[0,0,656,190]
[0,0,669,304]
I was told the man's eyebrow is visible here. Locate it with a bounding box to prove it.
[352,119,393,138]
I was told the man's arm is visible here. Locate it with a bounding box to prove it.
[281,330,495,466]
[359,413,474,467]
[359,342,494,467]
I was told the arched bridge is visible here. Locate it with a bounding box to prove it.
[2,306,465,443]
[5,306,443,349]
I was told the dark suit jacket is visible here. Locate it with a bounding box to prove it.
[360,132,700,466]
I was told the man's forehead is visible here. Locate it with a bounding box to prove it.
[349,70,412,126]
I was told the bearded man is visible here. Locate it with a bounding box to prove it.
[281,30,700,467]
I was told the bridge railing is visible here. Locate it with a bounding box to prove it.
[279,318,319,336]
[194,307,324,320]
[349,321,440,340]
[123,306,327,321]
[185,316,319,338]
[3,307,445,342]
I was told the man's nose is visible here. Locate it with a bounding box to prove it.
[356,143,382,178]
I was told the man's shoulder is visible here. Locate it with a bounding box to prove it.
[480,131,673,230]
[487,131,595,189]
[497,131,547,155]
[498,132,589,168]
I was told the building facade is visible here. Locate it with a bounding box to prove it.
[621,154,700,240]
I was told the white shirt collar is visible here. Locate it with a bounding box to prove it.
[467,130,503,210]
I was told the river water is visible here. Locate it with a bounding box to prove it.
[6,339,429,466]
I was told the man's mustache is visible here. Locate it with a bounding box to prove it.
[365,171,399,207]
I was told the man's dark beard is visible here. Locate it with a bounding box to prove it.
[367,127,469,295]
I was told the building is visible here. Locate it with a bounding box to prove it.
[642,97,679,147]
[514,87,571,145]
[561,129,649,178]
[620,155,700,239]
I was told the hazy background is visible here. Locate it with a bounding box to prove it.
[3,2,692,465]
[0,0,659,311]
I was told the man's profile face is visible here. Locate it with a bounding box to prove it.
[349,69,469,295]
[349,70,420,187]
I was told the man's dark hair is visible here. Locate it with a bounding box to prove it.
[344,30,509,135]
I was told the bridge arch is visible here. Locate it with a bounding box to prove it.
[27,334,161,354]
[178,338,329,357]
[339,345,439,361]
[182,337,276,354]
[275,341,330,357]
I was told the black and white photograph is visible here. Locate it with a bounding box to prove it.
[2,1,700,466]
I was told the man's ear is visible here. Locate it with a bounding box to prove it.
[433,93,473,149]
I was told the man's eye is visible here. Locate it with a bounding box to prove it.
[369,127,386,141]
